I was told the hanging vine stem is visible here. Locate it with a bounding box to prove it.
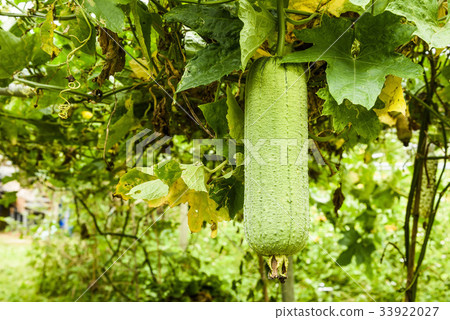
[204,159,228,175]
[285,12,319,26]
[285,8,314,16]
[403,54,440,302]
[276,0,286,57]
[103,79,118,169]
[0,11,77,20]
[13,76,92,98]
[58,0,94,118]
[409,120,449,298]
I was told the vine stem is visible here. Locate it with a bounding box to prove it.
[14,76,92,98]
[0,11,76,20]
[205,160,228,174]
[406,91,450,128]
[285,8,313,16]
[404,54,437,302]
[285,12,318,26]
[276,0,286,57]
[281,256,295,301]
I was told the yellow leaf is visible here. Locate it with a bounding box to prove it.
[438,1,447,19]
[252,48,272,60]
[167,178,189,207]
[130,58,152,80]
[148,178,188,208]
[146,178,230,237]
[40,6,60,58]
[290,0,317,13]
[376,76,407,126]
[182,191,230,238]
[290,0,361,17]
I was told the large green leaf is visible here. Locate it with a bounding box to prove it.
[181,163,208,192]
[199,98,229,138]
[154,160,183,186]
[0,31,48,78]
[128,179,169,201]
[386,0,450,48]
[164,4,243,47]
[349,0,392,15]
[131,1,153,65]
[166,4,243,92]
[176,44,241,92]
[282,12,422,109]
[84,0,126,33]
[60,7,96,54]
[317,87,381,141]
[209,166,244,219]
[226,86,244,141]
[114,168,153,200]
[238,0,275,69]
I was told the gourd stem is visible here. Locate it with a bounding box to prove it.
[281,256,295,301]
[276,0,286,57]
[205,160,228,174]
[285,9,313,16]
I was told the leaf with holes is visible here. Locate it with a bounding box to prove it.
[282,12,422,109]
[386,0,450,48]
[317,87,380,141]
[238,0,275,69]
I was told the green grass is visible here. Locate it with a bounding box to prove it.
[0,233,48,302]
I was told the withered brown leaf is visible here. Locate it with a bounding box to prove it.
[96,27,125,87]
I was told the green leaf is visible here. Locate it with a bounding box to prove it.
[238,0,275,69]
[131,1,153,66]
[176,44,241,92]
[336,244,357,265]
[282,12,422,109]
[128,179,169,201]
[60,7,96,54]
[317,87,381,141]
[154,160,183,186]
[0,191,17,207]
[114,168,153,200]
[0,31,48,78]
[164,4,243,46]
[99,105,140,151]
[349,0,370,5]
[209,166,244,219]
[166,4,243,92]
[349,0,391,15]
[226,86,244,141]
[386,0,450,48]
[184,31,207,59]
[198,98,229,138]
[338,227,360,246]
[181,164,208,192]
[84,0,125,33]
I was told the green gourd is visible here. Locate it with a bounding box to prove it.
[244,57,309,279]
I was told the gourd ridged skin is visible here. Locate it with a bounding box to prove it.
[244,57,309,256]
